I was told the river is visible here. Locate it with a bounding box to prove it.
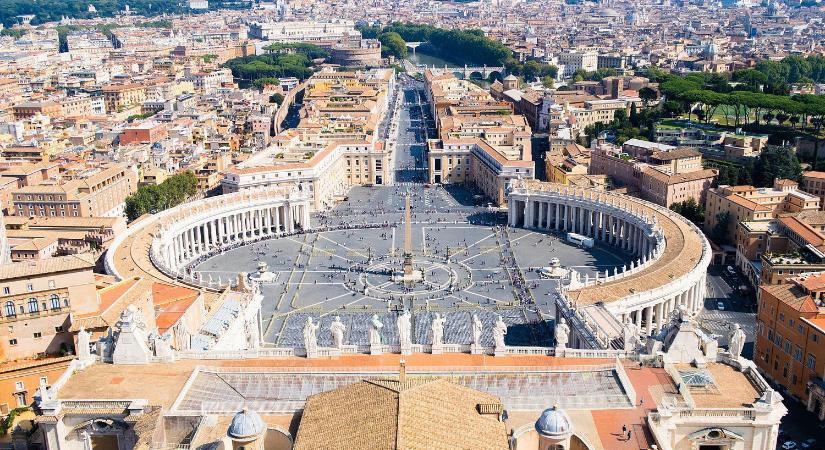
[405,51,492,86]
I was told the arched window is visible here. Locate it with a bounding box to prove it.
[5,301,15,317]
[27,298,39,313]
[50,294,60,310]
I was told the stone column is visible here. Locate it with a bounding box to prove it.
[656,301,664,332]
[555,203,561,230]
[274,206,281,234]
[635,308,642,329]
[286,204,294,233]
[645,306,654,335]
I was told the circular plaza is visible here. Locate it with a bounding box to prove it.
[105,180,710,351]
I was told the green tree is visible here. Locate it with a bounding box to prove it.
[378,32,407,59]
[125,171,198,222]
[638,87,657,107]
[670,198,705,225]
[712,211,731,245]
[753,146,802,188]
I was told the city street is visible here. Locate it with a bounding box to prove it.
[699,266,757,357]
[394,74,434,183]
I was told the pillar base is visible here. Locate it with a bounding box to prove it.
[370,344,383,355]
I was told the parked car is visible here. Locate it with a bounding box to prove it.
[717,302,726,311]
[782,441,798,450]
[800,438,817,449]
[727,265,736,275]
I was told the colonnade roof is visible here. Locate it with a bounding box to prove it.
[519,180,706,306]
[108,187,298,308]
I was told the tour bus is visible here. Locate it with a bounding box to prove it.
[566,232,594,248]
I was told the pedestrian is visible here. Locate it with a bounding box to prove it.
[626,430,632,441]
[621,424,626,433]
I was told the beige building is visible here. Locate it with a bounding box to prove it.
[423,70,535,206]
[12,165,138,218]
[589,143,716,208]
[428,139,535,206]
[800,171,825,210]
[0,254,97,361]
[101,83,147,114]
[705,180,821,245]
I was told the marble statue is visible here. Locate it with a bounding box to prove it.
[38,377,51,402]
[330,316,346,349]
[303,317,319,357]
[555,317,571,349]
[397,310,412,348]
[728,323,746,358]
[623,315,639,350]
[471,314,483,345]
[77,326,91,361]
[431,313,446,346]
[493,315,508,351]
[244,317,259,350]
[369,314,383,345]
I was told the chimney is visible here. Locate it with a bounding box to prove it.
[399,359,406,384]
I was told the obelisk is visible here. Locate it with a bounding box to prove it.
[403,192,414,276]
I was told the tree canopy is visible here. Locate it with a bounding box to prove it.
[377,32,407,59]
[125,171,198,222]
[752,145,802,188]
[223,45,327,84]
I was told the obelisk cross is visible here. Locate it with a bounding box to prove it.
[403,191,414,276]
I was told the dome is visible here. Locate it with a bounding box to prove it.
[535,406,572,437]
[228,408,266,441]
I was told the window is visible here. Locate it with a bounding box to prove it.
[5,301,15,317]
[793,345,802,361]
[779,312,785,322]
[50,294,60,310]
[26,284,33,292]
[48,280,55,289]
[783,338,791,354]
[15,393,26,408]
[33,332,41,339]
[27,298,39,313]
[9,339,17,346]
[2,287,8,295]
[807,354,816,370]
[14,381,23,391]
[54,326,64,333]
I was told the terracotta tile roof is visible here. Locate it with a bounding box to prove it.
[294,377,508,450]
[725,194,771,212]
[0,253,95,281]
[761,282,820,313]
[778,215,825,246]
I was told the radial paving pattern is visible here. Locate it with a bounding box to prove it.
[192,185,634,348]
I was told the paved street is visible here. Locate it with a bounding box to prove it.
[698,266,757,357]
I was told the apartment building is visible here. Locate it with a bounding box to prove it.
[0,254,97,361]
[101,83,147,114]
[800,171,825,211]
[588,142,716,208]
[12,165,137,218]
[755,272,825,421]
[557,50,598,78]
[705,180,821,245]
[424,70,534,206]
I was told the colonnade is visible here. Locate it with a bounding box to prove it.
[509,197,656,258]
[507,188,710,345]
[157,199,311,274]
